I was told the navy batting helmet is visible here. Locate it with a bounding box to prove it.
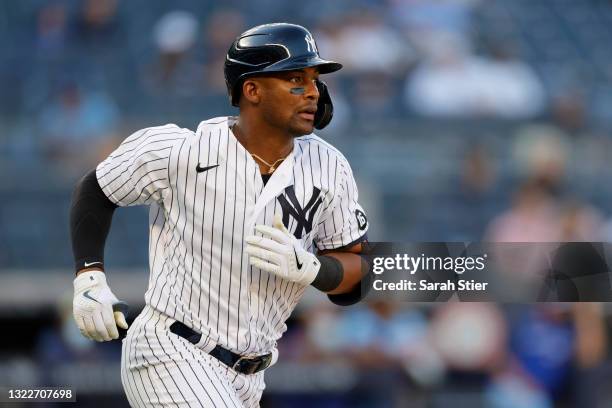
[224,23,342,130]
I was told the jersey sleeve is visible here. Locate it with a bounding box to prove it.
[95,124,190,207]
[314,158,369,250]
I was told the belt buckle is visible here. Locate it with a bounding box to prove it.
[232,354,271,375]
[232,356,257,374]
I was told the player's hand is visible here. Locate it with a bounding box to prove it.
[246,214,320,286]
[73,270,129,341]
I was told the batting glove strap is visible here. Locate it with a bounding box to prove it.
[73,271,128,342]
[245,215,320,286]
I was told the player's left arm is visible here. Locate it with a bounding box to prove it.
[246,156,371,304]
[245,217,370,304]
[245,215,368,292]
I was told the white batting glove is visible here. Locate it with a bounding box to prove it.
[246,214,321,286]
[73,270,129,342]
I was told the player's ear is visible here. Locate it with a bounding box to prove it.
[242,79,261,104]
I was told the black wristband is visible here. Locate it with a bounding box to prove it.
[327,255,372,306]
[311,255,344,292]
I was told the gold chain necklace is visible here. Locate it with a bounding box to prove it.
[251,153,286,174]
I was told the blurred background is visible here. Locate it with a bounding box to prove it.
[1,0,612,406]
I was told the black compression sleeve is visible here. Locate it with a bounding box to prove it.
[311,255,344,292]
[70,169,118,272]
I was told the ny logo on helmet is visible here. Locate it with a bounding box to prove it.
[277,185,323,239]
[305,34,318,53]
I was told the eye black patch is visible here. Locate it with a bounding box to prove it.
[290,87,305,95]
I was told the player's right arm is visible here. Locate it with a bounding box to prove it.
[70,168,126,341]
[70,124,190,341]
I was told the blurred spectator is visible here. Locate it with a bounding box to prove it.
[492,304,608,406]
[304,302,427,364]
[72,0,123,50]
[512,124,570,195]
[302,301,428,405]
[37,81,120,176]
[572,303,608,370]
[430,303,508,406]
[403,33,481,117]
[484,303,608,407]
[142,10,203,97]
[317,11,413,76]
[484,180,604,294]
[431,303,506,373]
[154,10,198,76]
[405,33,545,118]
[501,121,606,242]
[550,89,588,136]
[485,180,560,242]
[35,3,68,57]
[460,143,496,196]
[483,41,546,118]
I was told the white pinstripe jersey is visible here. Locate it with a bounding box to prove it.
[96,116,368,355]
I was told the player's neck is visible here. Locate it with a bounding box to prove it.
[232,117,293,170]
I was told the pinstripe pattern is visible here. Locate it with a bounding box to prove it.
[122,306,262,407]
[98,117,366,406]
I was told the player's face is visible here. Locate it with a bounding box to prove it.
[258,67,320,136]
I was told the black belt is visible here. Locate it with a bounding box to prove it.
[169,321,272,375]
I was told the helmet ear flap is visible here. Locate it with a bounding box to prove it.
[230,79,243,106]
[314,80,334,130]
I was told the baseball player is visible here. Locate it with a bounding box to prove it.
[70,23,369,407]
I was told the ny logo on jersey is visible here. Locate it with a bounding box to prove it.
[304,34,318,53]
[277,186,323,239]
